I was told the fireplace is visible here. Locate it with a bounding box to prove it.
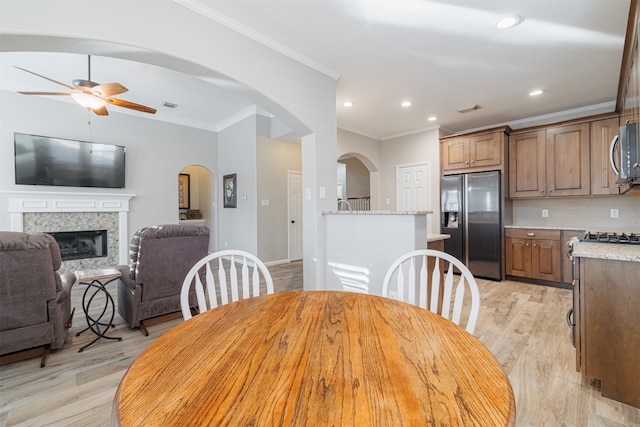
[2,191,135,273]
[49,230,108,261]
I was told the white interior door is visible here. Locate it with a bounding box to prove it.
[288,171,303,261]
[396,162,430,211]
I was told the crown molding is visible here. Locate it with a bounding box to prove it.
[174,0,340,80]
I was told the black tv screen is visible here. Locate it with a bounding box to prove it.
[14,133,126,189]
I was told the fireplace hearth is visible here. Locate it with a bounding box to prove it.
[49,230,108,261]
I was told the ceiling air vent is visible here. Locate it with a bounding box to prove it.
[163,101,178,109]
[456,104,481,113]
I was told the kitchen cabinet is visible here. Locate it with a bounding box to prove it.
[505,228,561,282]
[509,123,590,198]
[574,256,640,408]
[560,230,584,284]
[440,127,509,174]
[590,117,621,195]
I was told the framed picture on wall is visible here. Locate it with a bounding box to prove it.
[223,173,237,208]
[178,173,190,209]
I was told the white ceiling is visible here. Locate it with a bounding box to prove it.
[0,0,632,139]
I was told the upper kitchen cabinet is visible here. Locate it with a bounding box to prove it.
[440,126,510,174]
[590,117,621,195]
[509,122,590,198]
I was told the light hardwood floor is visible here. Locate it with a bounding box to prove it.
[1,261,639,426]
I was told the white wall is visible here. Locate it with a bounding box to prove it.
[0,91,218,241]
[337,129,382,209]
[217,116,258,254]
[381,128,441,233]
[257,116,302,262]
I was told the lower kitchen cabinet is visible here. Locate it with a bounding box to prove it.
[505,228,561,282]
[574,256,640,408]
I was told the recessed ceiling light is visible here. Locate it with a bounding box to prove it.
[401,101,412,108]
[529,89,544,96]
[343,101,354,108]
[496,14,523,29]
[428,116,438,121]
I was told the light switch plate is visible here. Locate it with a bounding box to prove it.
[542,209,549,218]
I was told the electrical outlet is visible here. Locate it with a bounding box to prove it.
[610,208,619,218]
[542,209,549,218]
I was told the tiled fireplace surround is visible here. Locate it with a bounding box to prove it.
[4,191,134,274]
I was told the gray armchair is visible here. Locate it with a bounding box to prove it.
[116,224,209,335]
[0,231,75,367]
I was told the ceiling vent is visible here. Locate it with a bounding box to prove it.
[163,101,178,109]
[456,104,482,113]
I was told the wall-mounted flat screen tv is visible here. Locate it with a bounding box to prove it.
[14,133,126,189]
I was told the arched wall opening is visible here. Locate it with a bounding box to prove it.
[1,2,339,289]
[337,152,380,210]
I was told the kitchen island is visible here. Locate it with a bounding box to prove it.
[323,211,430,296]
[572,241,640,409]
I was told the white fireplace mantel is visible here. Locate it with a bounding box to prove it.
[2,191,135,265]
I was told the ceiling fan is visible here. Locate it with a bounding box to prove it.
[15,55,157,116]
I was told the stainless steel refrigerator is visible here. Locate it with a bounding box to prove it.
[441,171,502,280]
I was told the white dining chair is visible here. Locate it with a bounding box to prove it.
[180,249,274,320]
[382,249,481,334]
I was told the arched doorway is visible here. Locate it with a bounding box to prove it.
[337,153,378,210]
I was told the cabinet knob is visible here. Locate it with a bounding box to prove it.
[527,232,535,237]
[540,189,545,193]
[548,189,553,193]
[526,243,530,247]
[533,244,537,247]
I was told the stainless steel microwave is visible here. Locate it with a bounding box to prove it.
[610,122,639,184]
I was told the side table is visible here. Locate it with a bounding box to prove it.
[74,268,123,352]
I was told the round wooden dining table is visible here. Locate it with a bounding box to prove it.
[113,291,515,426]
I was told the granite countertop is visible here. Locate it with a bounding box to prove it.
[505,225,587,231]
[323,210,432,215]
[573,242,640,262]
[427,233,451,243]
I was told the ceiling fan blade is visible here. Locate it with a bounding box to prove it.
[17,91,71,96]
[92,105,109,116]
[93,82,128,97]
[105,97,157,114]
[14,66,74,90]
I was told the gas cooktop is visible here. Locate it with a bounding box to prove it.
[580,231,640,244]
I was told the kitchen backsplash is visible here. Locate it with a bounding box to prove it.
[511,197,640,231]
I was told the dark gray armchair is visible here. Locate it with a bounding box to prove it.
[0,231,75,367]
[116,224,209,335]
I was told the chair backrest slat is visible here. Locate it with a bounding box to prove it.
[428,257,440,313]
[219,257,229,306]
[205,262,218,309]
[181,250,274,320]
[382,249,481,334]
[418,256,428,309]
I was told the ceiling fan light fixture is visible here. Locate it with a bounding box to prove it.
[71,92,107,109]
[456,104,482,114]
